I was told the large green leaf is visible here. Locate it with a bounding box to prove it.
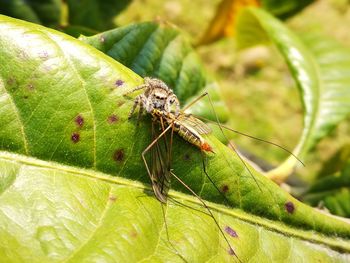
[81,22,230,122]
[1,15,350,261]
[236,8,350,181]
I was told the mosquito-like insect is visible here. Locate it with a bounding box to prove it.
[124,77,303,261]
[125,77,242,260]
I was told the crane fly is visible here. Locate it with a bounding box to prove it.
[124,77,243,260]
[124,77,302,261]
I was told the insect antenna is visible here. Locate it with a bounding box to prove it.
[184,92,263,192]
[195,116,305,167]
[201,152,232,206]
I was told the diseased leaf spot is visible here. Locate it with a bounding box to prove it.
[113,149,125,162]
[109,195,117,202]
[75,114,84,127]
[23,95,29,99]
[71,133,80,143]
[228,248,236,256]
[108,114,119,124]
[285,201,295,214]
[225,226,238,238]
[130,231,138,238]
[221,184,229,193]
[115,79,124,87]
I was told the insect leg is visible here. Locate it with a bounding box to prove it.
[184,91,263,191]
[170,172,242,262]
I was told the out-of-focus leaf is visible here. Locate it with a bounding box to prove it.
[261,0,315,19]
[81,22,230,122]
[0,0,61,27]
[67,0,131,31]
[236,8,350,182]
[0,0,131,32]
[1,15,350,261]
[197,0,314,46]
[304,161,350,218]
[197,0,259,45]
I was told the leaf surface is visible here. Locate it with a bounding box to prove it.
[0,15,350,262]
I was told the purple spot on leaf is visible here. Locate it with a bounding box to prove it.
[75,115,84,127]
[108,114,119,124]
[285,201,295,214]
[113,149,124,162]
[115,79,124,87]
[225,226,238,238]
[71,133,80,143]
[228,248,236,256]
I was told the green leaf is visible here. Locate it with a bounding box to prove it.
[0,0,61,26]
[1,15,350,261]
[236,8,350,181]
[81,22,230,122]
[261,0,314,19]
[0,0,131,32]
[304,161,350,218]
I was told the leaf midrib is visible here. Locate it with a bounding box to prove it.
[1,151,349,253]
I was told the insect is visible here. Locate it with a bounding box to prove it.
[125,77,217,201]
[125,77,241,260]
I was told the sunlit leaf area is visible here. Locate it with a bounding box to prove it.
[0,0,349,262]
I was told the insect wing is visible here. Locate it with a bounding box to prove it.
[177,114,212,134]
[149,122,172,203]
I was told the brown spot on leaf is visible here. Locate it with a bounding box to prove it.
[109,195,117,202]
[75,114,84,127]
[71,133,80,143]
[130,231,138,238]
[228,248,236,256]
[285,201,295,214]
[113,149,124,162]
[108,114,119,124]
[221,185,229,193]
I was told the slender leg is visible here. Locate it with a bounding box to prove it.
[170,172,241,263]
[182,91,263,191]
[128,95,141,119]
